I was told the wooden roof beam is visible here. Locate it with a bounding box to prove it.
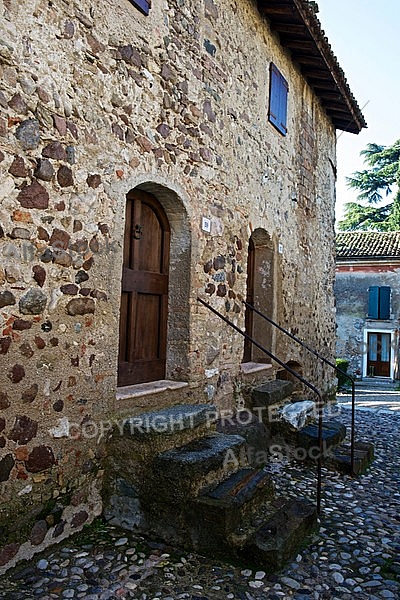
[281,40,316,51]
[333,120,359,133]
[328,113,356,124]
[260,4,296,17]
[322,103,352,114]
[300,66,332,77]
[317,92,343,101]
[294,55,325,66]
[307,80,338,91]
[271,23,308,35]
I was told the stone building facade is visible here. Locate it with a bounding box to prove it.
[336,231,400,381]
[0,0,364,571]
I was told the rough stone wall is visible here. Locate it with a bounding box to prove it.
[0,0,337,569]
[335,266,400,377]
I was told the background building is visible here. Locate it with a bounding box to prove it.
[335,231,400,380]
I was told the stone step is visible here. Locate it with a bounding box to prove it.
[216,411,271,467]
[296,419,347,452]
[115,380,192,417]
[268,400,317,443]
[357,378,398,390]
[329,441,374,475]
[104,404,218,529]
[189,468,275,553]
[252,380,294,409]
[242,498,318,571]
[279,400,316,430]
[150,433,246,502]
[107,404,218,467]
[121,403,217,439]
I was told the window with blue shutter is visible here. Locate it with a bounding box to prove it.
[128,0,151,16]
[268,63,288,136]
[368,286,391,319]
[368,286,379,319]
[378,286,391,319]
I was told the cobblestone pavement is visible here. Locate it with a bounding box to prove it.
[337,382,400,414]
[1,390,399,600]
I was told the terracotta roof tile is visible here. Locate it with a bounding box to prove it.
[336,231,400,259]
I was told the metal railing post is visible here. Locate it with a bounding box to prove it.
[350,379,356,475]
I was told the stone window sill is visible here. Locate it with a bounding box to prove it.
[117,380,188,400]
[240,362,273,374]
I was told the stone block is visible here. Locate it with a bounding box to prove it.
[252,381,294,408]
[191,468,275,553]
[297,419,347,451]
[122,403,217,438]
[150,433,245,501]
[15,119,40,149]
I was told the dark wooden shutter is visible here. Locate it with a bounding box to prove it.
[368,286,379,318]
[268,63,288,135]
[128,0,151,16]
[379,286,391,319]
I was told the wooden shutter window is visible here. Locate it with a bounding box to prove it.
[368,286,379,318]
[378,286,391,319]
[128,0,151,16]
[368,286,391,319]
[268,63,289,136]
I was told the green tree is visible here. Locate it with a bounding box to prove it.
[338,139,400,231]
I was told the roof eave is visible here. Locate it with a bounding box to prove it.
[336,256,400,263]
[258,0,367,134]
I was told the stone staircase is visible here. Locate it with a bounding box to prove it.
[103,378,374,570]
[243,379,374,475]
[103,402,317,570]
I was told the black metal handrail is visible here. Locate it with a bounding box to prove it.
[242,300,356,475]
[197,297,324,515]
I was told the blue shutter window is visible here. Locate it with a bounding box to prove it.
[368,286,379,318]
[128,0,151,16]
[379,286,391,319]
[268,63,288,136]
[368,286,391,319]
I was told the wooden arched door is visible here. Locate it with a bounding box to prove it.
[243,237,255,363]
[118,190,170,386]
[243,231,274,363]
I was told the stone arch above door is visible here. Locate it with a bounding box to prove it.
[118,182,191,386]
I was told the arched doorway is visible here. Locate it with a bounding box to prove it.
[243,237,255,363]
[118,190,170,386]
[243,229,275,363]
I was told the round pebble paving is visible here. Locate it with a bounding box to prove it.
[0,393,399,600]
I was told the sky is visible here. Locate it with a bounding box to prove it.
[316,0,400,226]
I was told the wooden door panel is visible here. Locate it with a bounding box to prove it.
[243,235,274,364]
[118,359,166,387]
[122,269,168,294]
[119,291,130,362]
[135,294,161,360]
[243,238,255,363]
[367,333,391,377]
[379,362,390,377]
[368,359,390,377]
[138,203,163,272]
[118,190,170,386]
[123,197,133,269]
